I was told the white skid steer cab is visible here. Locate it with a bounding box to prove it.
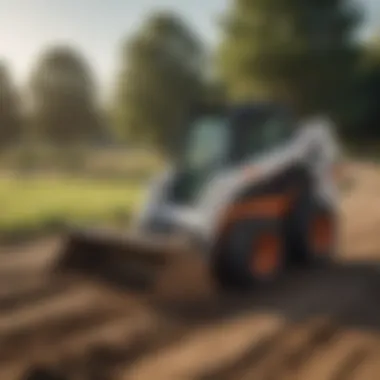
[59,102,348,291]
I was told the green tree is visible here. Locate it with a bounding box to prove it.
[113,11,205,156]
[29,45,105,145]
[0,62,22,148]
[345,37,380,140]
[217,0,361,117]
[363,37,380,138]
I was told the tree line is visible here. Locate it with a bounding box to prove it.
[0,0,379,157]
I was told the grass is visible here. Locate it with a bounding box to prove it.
[0,144,164,178]
[0,176,146,242]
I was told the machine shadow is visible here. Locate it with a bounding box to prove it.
[155,257,380,333]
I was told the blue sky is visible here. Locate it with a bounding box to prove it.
[0,0,378,94]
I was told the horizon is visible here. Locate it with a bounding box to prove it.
[0,0,379,99]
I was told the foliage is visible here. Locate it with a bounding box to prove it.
[217,0,361,117]
[0,62,22,148]
[113,11,206,157]
[358,38,380,139]
[28,45,107,145]
[340,37,380,140]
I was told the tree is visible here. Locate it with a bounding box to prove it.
[0,62,22,148]
[344,37,380,140]
[362,37,380,139]
[113,11,205,156]
[29,45,105,145]
[217,0,361,117]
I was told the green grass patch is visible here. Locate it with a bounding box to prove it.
[0,145,164,179]
[0,176,146,241]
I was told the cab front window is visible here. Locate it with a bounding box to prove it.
[183,115,230,171]
[170,113,230,205]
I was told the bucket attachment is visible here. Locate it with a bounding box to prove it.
[55,228,191,292]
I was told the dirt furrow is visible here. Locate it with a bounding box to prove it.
[0,276,75,312]
[0,283,105,338]
[124,314,284,380]
[0,302,128,362]
[0,237,60,272]
[0,311,156,380]
[350,349,380,380]
[294,330,378,380]
[209,318,335,380]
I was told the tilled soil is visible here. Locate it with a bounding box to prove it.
[1,161,380,380]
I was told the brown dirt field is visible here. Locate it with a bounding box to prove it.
[1,161,380,380]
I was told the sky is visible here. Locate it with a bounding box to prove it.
[0,0,379,95]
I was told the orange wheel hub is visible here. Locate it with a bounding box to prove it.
[310,214,333,253]
[251,233,280,277]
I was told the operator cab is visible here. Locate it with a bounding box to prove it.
[168,103,297,205]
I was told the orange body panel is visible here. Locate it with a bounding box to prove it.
[251,232,281,276]
[219,193,293,235]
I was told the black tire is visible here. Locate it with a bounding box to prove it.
[211,219,287,291]
[286,191,337,268]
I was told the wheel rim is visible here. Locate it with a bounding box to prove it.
[250,232,281,279]
[310,214,333,254]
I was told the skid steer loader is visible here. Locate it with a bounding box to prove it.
[58,102,342,290]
